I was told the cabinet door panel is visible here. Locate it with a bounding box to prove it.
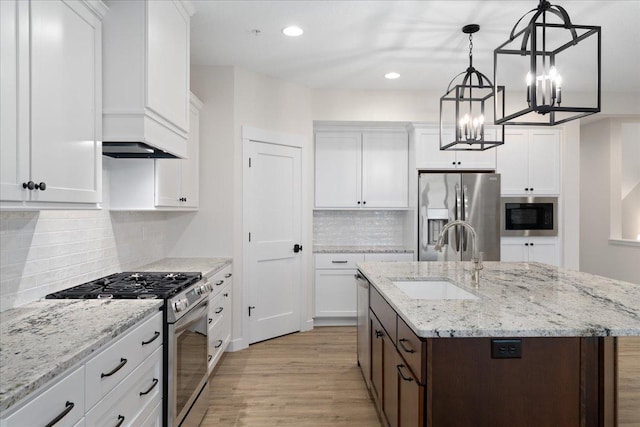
[147,0,189,132]
[497,129,529,195]
[528,240,559,266]
[180,102,200,207]
[528,130,560,195]
[29,0,101,204]
[370,312,384,404]
[456,127,498,170]
[500,239,529,262]
[415,128,456,169]
[398,363,424,427]
[314,269,357,317]
[383,335,399,427]
[0,0,29,202]
[315,132,361,207]
[155,158,181,207]
[362,132,408,208]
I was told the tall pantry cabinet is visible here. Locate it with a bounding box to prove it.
[0,0,104,208]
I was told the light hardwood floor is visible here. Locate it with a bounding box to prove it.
[202,326,382,427]
[618,337,640,426]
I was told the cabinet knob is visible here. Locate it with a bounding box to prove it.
[525,243,529,246]
[22,181,35,190]
[525,188,529,191]
[452,161,456,165]
[530,243,534,246]
[362,201,366,205]
[35,182,46,191]
[457,161,461,165]
[530,188,533,192]
[357,201,361,205]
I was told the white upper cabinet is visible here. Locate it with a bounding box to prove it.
[1,0,104,209]
[109,94,202,210]
[155,95,202,208]
[315,129,409,209]
[414,125,497,170]
[102,0,193,158]
[497,128,560,195]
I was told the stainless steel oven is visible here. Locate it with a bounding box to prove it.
[166,280,212,427]
[501,197,558,236]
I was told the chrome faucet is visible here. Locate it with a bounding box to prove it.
[434,220,483,287]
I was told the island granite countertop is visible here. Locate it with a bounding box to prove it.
[0,299,162,412]
[357,261,640,339]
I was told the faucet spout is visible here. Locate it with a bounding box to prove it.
[434,220,483,287]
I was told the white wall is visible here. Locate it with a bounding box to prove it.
[580,119,640,284]
[172,65,314,349]
[0,165,169,311]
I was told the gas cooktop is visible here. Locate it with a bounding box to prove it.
[45,272,202,300]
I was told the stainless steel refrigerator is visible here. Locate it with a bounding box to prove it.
[419,172,500,261]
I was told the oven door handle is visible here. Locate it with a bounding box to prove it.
[174,300,209,335]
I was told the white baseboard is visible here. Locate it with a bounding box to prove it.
[226,337,248,352]
[313,317,357,327]
[302,318,314,332]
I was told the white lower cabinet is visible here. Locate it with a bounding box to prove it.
[207,264,233,374]
[0,312,163,427]
[501,237,560,266]
[1,366,85,427]
[314,253,414,325]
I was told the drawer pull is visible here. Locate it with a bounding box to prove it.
[101,358,127,378]
[115,414,125,427]
[208,317,213,324]
[215,307,223,314]
[225,273,232,278]
[331,260,348,264]
[141,331,160,346]
[399,338,416,354]
[44,401,74,427]
[215,280,224,286]
[397,364,414,382]
[208,354,213,362]
[215,339,223,348]
[139,378,159,396]
[223,293,229,297]
[375,329,383,338]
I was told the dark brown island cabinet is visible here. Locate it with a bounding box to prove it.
[360,285,615,427]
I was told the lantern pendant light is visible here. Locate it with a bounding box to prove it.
[494,0,601,125]
[440,25,505,151]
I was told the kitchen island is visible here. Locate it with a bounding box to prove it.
[356,261,640,427]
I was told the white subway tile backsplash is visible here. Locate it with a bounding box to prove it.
[0,209,169,312]
[313,210,406,246]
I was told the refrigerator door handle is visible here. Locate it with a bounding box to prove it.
[462,184,468,252]
[454,184,460,253]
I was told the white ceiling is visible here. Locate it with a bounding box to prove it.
[190,0,640,94]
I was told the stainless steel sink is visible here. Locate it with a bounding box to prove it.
[392,279,479,300]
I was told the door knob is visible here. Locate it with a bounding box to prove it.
[293,244,303,253]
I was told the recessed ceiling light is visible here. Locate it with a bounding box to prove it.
[282,26,303,37]
[385,72,400,80]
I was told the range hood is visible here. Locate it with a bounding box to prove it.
[102,142,179,159]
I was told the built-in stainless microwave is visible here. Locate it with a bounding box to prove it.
[501,197,558,237]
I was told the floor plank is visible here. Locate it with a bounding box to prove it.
[202,326,382,427]
[618,337,640,426]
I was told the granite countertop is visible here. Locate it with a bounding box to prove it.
[357,261,640,339]
[0,299,162,412]
[136,257,232,278]
[314,245,414,254]
[0,257,231,413]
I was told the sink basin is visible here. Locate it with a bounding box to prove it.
[392,279,479,300]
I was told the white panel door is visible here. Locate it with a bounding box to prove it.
[497,129,529,195]
[146,0,189,132]
[528,130,560,195]
[362,131,408,208]
[314,131,361,207]
[0,0,28,202]
[528,239,560,266]
[247,140,302,344]
[29,0,101,203]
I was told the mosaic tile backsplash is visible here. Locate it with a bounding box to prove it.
[313,210,406,246]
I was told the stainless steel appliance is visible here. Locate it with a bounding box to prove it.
[46,271,213,427]
[501,196,558,236]
[419,172,501,261]
[355,272,370,389]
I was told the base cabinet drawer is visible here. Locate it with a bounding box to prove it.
[137,400,162,427]
[370,286,397,343]
[85,347,162,427]
[1,366,85,427]
[397,361,425,427]
[85,312,162,409]
[397,316,426,384]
